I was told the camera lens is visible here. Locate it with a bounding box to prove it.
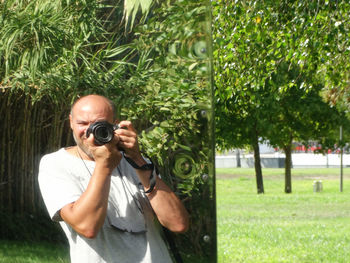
[94,125,113,144]
[86,121,115,145]
[95,126,110,141]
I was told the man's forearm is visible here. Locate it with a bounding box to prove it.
[60,164,112,238]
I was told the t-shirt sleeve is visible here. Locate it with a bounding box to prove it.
[38,153,82,221]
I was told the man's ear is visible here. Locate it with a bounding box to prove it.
[69,114,73,129]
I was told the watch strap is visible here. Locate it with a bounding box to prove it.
[123,153,157,193]
[123,154,154,170]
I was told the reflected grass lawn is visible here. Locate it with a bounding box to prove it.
[217,168,350,263]
[0,240,69,263]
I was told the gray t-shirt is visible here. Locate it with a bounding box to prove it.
[38,148,172,263]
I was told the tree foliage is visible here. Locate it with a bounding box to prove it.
[213,0,350,193]
[123,2,216,259]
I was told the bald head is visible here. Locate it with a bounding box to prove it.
[71,95,116,121]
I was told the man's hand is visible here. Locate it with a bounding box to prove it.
[86,132,122,170]
[115,121,144,166]
[115,121,189,233]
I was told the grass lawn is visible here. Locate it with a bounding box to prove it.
[217,168,350,263]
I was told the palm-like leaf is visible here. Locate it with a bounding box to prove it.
[123,0,153,30]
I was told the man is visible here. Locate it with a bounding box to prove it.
[38,94,189,263]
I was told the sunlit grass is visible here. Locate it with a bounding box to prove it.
[217,167,350,178]
[0,240,69,263]
[217,168,350,263]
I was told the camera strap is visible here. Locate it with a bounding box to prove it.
[123,153,157,194]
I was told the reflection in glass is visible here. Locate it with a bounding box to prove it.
[120,1,216,262]
[0,0,215,262]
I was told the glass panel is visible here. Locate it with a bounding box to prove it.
[0,0,216,262]
[120,1,217,262]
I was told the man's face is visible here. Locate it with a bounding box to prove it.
[70,96,114,160]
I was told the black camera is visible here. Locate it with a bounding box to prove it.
[86,121,119,145]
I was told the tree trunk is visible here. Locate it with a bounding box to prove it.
[283,137,293,193]
[236,149,241,167]
[253,139,264,194]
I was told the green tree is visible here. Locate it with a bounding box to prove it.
[213,0,350,193]
[266,62,347,193]
[213,0,276,194]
